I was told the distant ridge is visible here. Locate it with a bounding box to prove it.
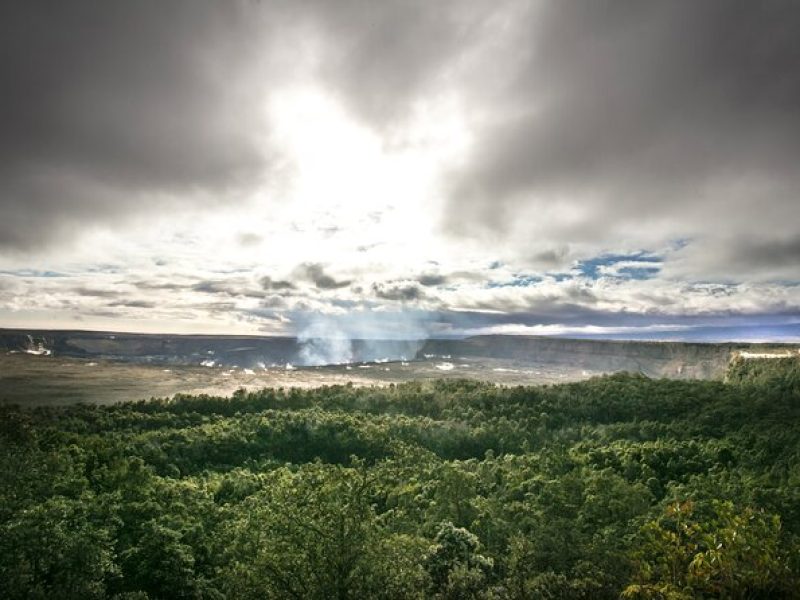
[1,328,797,378]
[418,335,798,379]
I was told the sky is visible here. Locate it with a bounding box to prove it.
[1,0,799,341]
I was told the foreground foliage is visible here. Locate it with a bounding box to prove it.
[1,358,799,598]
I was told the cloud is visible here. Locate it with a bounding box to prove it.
[73,287,122,298]
[260,276,295,291]
[107,299,157,309]
[527,246,572,270]
[372,282,424,301]
[1,1,799,338]
[439,2,800,280]
[0,1,288,251]
[739,237,800,270]
[237,233,263,247]
[191,281,231,295]
[293,263,351,289]
[190,279,263,298]
[302,0,501,127]
[664,236,800,282]
[131,280,186,292]
[0,0,487,252]
[417,274,447,287]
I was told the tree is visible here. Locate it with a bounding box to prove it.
[0,495,117,600]
[223,462,428,600]
[623,500,797,599]
[425,521,493,599]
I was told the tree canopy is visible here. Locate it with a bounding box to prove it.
[1,358,799,598]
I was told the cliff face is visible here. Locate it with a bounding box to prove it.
[0,329,423,367]
[0,330,298,365]
[416,336,776,379]
[725,354,800,385]
[2,329,794,378]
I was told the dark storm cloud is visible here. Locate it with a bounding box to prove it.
[0,0,486,252]
[4,0,800,293]
[0,1,275,251]
[442,1,800,276]
[666,235,800,282]
[727,237,800,271]
[306,0,493,126]
[528,247,571,270]
[294,263,351,290]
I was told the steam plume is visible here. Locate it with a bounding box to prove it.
[294,311,432,366]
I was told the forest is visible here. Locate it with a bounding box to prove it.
[1,357,799,599]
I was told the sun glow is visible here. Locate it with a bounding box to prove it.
[264,87,471,267]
